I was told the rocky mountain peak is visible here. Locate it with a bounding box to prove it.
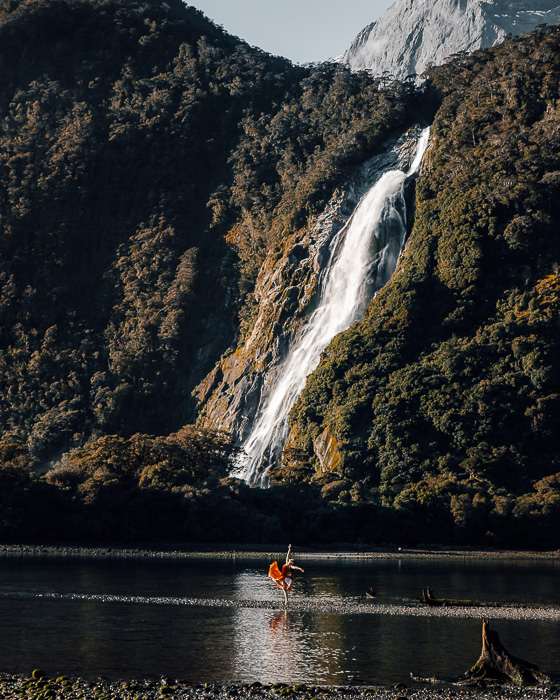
[343,0,560,80]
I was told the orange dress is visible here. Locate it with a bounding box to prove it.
[268,561,292,590]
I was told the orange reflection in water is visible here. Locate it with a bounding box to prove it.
[267,611,299,675]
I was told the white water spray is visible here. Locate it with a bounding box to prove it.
[238,128,430,485]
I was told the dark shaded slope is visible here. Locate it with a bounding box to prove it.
[0,0,300,455]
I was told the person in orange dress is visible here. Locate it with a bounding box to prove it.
[268,544,304,606]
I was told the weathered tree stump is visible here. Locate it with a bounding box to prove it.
[412,619,551,687]
[457,619,550,686]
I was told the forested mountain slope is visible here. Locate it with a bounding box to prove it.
[288,26,560,542]
[0,0,558,547]
[0,0,425,461]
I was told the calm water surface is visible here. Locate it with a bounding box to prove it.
[1,555,559,685]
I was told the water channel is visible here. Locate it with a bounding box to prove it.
[1,554,559,685]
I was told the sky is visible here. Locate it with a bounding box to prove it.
[187,1,396,65]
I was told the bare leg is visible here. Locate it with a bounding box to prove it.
[282,582,288,607]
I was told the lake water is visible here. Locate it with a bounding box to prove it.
[1,554,559,685]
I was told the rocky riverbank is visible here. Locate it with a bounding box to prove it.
[2,672,560,700]
[1,544,559,560]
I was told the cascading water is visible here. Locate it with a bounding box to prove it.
[237,127,430,485]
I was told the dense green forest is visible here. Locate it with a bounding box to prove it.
[0,0,558,547]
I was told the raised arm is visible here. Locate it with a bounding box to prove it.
[285,544,292,564]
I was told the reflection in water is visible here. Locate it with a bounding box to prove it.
[231,562,349,683]
[1,557,560,684]
[231,570,357,684]
[236,609,298,682]
[234,568,276,602]
[233,608,347,685]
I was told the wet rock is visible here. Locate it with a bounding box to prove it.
[314,428,342,474]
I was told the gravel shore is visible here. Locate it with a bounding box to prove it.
[4,589,560,621]
[1,673,559,700]
[1,544,559,560]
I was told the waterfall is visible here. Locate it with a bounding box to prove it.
[237,127,430,485]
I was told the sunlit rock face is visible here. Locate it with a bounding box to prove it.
[194,191,351,443]
[344,0,560,80]
[314,428,343,474]
[194,131,421,449]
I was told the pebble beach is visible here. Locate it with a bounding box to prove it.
[2,544,559,561]
[1,673,559,700]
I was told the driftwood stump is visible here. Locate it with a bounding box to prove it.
[457,619,550,686]
[412,619,550,687]
[419,587,546,609]
[420,586,491,607]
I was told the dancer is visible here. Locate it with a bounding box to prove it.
[268,544,304,606]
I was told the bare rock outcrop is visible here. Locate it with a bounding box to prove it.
[344,0,560,81]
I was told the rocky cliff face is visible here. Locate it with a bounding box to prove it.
[194,129,423,455]
[195,194,348,443]
[344,0,560,80]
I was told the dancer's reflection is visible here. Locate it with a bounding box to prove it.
[269,609,290,634]
[266,610,302,680]
[268,544,304,606]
